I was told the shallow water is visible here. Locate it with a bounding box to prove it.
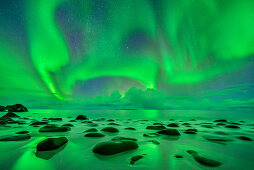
[0,109,254,170]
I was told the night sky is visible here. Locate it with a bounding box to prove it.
[0,0,254,109]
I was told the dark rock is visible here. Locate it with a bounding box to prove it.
[1,112,20,118]
[84,128,98,133]
[175,155,183,158]
[0,105,5,111]
[107,119,115,122]
[201,125,213,128]
[0,121,6,125]
[130,155,143,165]
[225,125,240,129]
[125,127,136,130]
[82,120,93,123]
[0,134,31,141]
[16,131,29,134]
[187,150,222,167]
[145,140,160,145]
[214,131,229,135]
[111,136,137,141]
[214,119,227,122]
[37,137,68,151]
[93,140,138,155]
[143,133,160,138]
[101,127,119,133]
[216,123,226,126]
[190,119,196,121]
[48,118,62,121]
[182,123,191,126]
[157,129,181,136]
[5,104,28,112]
[237,136,252,141]
[231,122,242,125]
[69,120,76,122]
[153,123,163,126]
[84,133,105,137]
[39,126,71,132]
[146,125,166,130]
[108,123,120,126]
[62,124,74,127]
[75,115,88,120]
[30,121,48,126]
[203,135,233,144]
[167,123,179,127]
[184,129,197,134]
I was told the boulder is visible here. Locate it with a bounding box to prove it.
[37,137,68,151]
[39,126,71,132]
[0,134,31,141]
[16,131,29,134]
[93,140,138,155]
[75,115,88,120]
[0,105,5,111]
[130,155,143,165]
[5,104,28,112]
[84,128,98,133]
[187,150,222,167]
[146,125,166,130]
[157,129,181,136]
[84,133,105,137]
[125,127,136,130]
[101,127,119,133]
[167,123,179,127]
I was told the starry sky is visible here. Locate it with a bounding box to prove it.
[0,0,254,109]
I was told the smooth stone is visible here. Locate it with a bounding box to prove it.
[111,136,137,141]
[184,129,197,134]
[203,135,233,144]
[1,112,20,118]
[157,129,181,136]
[130,155,143,165]
[75,115,88,120]
[214,119,227,122]
[201,125,213,128]
[101,127,119,133]
[167,123,179,127]
[30,121,48,126]
[125,127,136,130]
[145,140,160,145]
[225,125,240,129]
[84,128,98,133]
[237,136,252,141]
[214,131,229,135]
[108,123,120,126]
[187,150,222,167]
[62,124,74,127]
[0,134,31,141]
[37,137,68,151]
[143,133,160,138]
[16,131,29,134]
[153,123,164,126]
[48,118,62,121]
[93,140,138,155]
[146,125,166,130]
[84,133,105,137]
[175,155,183,158]
[39,126,71,132]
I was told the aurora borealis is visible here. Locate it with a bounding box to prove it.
[0,0,254,109]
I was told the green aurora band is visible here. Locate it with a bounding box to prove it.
[1,0,254,101]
